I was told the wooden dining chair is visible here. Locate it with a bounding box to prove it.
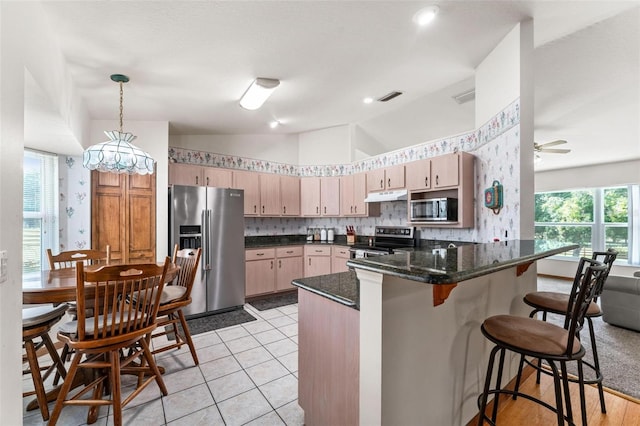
[47,246,111,270]
[22,304,69,421]
[48,258,170,426]
[149,245,202,365]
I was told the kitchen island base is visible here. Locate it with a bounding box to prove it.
[357,266,536,426]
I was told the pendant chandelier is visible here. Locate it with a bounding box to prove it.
[83,74,155,175]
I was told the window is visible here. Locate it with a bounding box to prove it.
[23,150,59,275]
[535,186,637,264]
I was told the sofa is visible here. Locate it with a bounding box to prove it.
[600,271,640,332]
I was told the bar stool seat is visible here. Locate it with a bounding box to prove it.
[23,303,69,421]
[477,258,609,426]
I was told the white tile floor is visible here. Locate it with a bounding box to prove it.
[23,303,304,426]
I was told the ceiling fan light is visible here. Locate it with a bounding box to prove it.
[240,78,280,110]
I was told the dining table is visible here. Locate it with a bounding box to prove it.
[22,261,179,417]
[23,262,180,305]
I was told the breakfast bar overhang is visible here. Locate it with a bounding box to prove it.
[295,239,578,426]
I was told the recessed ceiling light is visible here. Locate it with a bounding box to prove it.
[363,97,374,104]
[269,120,280,129]
[413,6,439,26]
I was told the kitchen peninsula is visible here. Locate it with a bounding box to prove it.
[293,239,578,426]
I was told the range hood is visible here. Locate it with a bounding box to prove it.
[364,189,408,203]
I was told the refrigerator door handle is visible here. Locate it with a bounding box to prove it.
[205,209,212,270]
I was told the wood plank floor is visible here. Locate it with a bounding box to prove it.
[469,366,640,425]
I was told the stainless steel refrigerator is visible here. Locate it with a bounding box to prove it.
[169,185,245,317]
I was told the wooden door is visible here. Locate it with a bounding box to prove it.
[432,153,459,188]
[405,159,431,190]
[280,175,300,216]
[91,171,155,264]
[300,178,321,216]
[320,177,340,216]
[259,173,281,216]
[232,170,260,216]
[92,172,126,263]
[203,168,232,188]
[127,173,156,263]
[277,256,303,291]
[246,258,275,296]
[385,165,405,190]
[366,168,385,192]
[169,163,203,186]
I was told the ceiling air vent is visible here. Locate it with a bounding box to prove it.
[377,91,403,102]
[452,89,475,104]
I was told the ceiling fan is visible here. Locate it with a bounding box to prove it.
[534,139,571,154]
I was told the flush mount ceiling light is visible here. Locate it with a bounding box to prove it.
[269,120,280,129]
[83,74,155,175]
[413,5,439,26]
[239,78,280,110]
[363,97,374,104]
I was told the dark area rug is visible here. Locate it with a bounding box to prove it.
[248,291,298,311]
[538,277,640,400]
[180,308,256,336]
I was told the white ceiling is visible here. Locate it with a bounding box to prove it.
[25,1,640,172]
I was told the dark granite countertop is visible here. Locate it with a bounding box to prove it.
[244,234,361,249]
[347,239,579,284]
[292,271,359,309]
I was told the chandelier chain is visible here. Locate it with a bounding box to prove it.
[119,81,124,133]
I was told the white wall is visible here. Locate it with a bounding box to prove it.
[90,120,170,260]
[170,133,299,165]
[475,21,535,240]
[1,2,91,422]
[298,124,351,165]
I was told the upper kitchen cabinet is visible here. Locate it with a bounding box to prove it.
[320,177,340,216]
[405,159,431,191]
[91,171,156,264]
[301,177,340,217]
[259,173,281,216]
[280,175,301,216]
[232,170,260,216]
[168,163,232,187]
[431,153,461,188]
[341,173,372,217]
[301,178,321,216]
[366,165,405,192]
[407,151,475,228]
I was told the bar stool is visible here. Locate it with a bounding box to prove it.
[22,304,69,421]
[523,249,617,414]
[477,258,608,426]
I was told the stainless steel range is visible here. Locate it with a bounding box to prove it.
[349,226,416,258]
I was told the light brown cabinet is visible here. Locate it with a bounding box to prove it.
[233,170,261,216]
[245,246,303,296]
[340,173,369,217]
[245,248,276,296]
[301,177,340,217]
[304,245,332,277]
[279,175,301,216]
[169,163,231,187]
[366,164,405,192]
[405,159,431,191]
[259,173,281,216]
[407,151,475,228]
[331,245,351,273]
[275,246,304,291]
[91,171,156,264]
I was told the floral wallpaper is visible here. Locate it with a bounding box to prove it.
[58,155,91,251]
[170,99,523,241]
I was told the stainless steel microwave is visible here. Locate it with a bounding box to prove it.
[410,197,458,221]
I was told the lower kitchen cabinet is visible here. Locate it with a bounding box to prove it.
[304,245,332,277]
[245,246,303,296]
[331,245,351,273]
[276,246,304,291]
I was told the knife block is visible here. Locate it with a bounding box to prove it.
[347,234,356,245]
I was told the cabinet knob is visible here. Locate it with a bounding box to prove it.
[436,175,439,186]
[380,179,383,188]
[278,260,282,268]
[254,205,257,214]
[425,177,428,186]
[283,206,286,214]
[195,176,199,185]
[308,258,311,266]
[354,206,358,213]
[324,206,327,214]
[316,206,319,214]
[388,178,391,188]
[262,205,265,214]
[206,177,210,186]
[270,260,274,269]
[350,206,353,213]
